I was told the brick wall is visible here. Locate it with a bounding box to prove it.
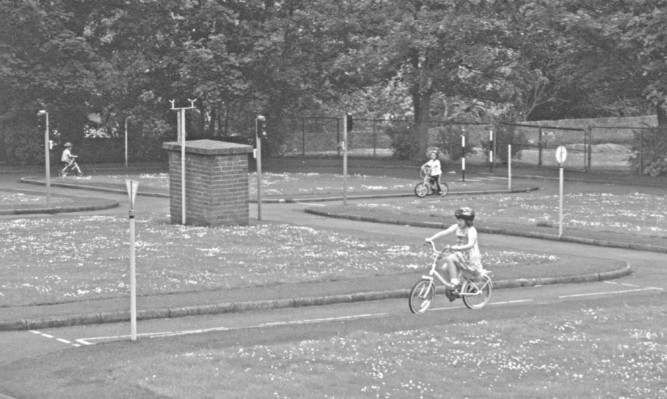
[164,140,253,226]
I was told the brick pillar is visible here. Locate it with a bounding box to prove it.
[162,139,253,226]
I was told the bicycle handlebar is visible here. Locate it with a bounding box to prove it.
[425,240,454,255]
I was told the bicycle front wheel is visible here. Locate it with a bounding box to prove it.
[461,275,492,310]
[409,280,435,314]
[414,183,428,198]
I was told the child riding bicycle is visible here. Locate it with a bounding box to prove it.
[421,149,444,196]
[59,142,83,176]
[426,207,485,301]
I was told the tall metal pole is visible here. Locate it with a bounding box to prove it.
[461,130,466,182]
[125,180,139,341]
[170,99,196,225]
[39,110,51,207]
[343,114,348,205]
[559,166,564,237]
[180,109,186,224]
[507,144,512,191]
[124,116,129,168]
[256,116,264,220]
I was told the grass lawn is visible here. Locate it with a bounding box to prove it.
[118,302,664,398]
[324,190,667,238]
[3,297,663,398]
[57,172,419,196]
[0,214,558,307]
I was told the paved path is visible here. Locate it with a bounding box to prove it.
[0,163,659,330]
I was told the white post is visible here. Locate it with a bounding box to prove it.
[555,146,567,238]
[180,109,186,225]
[43,111,51,207]
[124,116,129,168]
[343,114,348,205]
[559,166,564,237]
[170,99,196,225]
[461,133,466,182]
[125,179,139,342]
[256,115,264,220]
[507,144,512,191]
[489,129,493,172]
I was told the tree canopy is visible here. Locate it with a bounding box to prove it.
[1,0,665,160]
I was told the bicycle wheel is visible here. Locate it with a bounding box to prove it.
[414,183,428,198]
[461,275,492,310]
[439,182,449,197]
[409,280,435,314]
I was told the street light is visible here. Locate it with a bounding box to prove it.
[37,110,51,207]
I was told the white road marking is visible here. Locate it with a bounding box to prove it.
[77,313,387,345]
[604,281,640,288]
[261,313,386,327]
[559,287,663,299]
[490,299,534,305]
[430,299,533,312]
[28,330,80,347]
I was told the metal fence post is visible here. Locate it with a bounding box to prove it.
[301,117,306,156]
[538,126,543,167]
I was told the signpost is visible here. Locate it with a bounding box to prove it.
[507,144,512,191]
[37,110,51,207]
[461,131,466,182]
[255,115,266,220]
[170,99,197,224]
[555,146,567,237]
[125,179,139,341]
[342,114,352,205]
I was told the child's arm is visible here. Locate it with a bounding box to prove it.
[426,224,457,242]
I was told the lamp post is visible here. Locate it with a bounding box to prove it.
[255,115,266,220]
[37,110,51,207]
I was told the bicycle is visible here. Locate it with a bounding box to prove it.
[58,156,84,177]
[414,165,448,198]
[408,241,492,313]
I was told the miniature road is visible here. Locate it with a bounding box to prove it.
[0,186,665,370]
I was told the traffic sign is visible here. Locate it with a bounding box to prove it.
[555,145,568,164]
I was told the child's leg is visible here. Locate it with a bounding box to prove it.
[445,255,459,286]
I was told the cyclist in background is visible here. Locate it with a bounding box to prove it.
[421,149,443,195]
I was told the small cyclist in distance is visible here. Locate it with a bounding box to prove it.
[59,142,83,176]
[421,149,444,196]
[425,207,485,301]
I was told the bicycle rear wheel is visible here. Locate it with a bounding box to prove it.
[414,183,428,198]
[409,280,435,314]
[439,182,449,196]
[461,275,492,310]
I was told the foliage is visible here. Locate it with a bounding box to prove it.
[629,127,667,176]
[430,126,475,162]
[386,123,419,160]
[480,126,528,163]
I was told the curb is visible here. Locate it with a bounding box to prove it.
[0,263,632,332]
[304,209,667,254]
[259,186,539,204]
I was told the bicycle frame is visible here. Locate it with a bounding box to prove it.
[423,241,486,296]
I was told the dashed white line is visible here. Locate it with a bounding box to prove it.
[559,287,663,299]
[28,330,80,347]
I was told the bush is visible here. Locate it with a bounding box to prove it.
[480,126,527,163]
[629,127,667,176]
[432,126,475,162]
[386,124,419,160]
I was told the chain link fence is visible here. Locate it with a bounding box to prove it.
[275,116,662,175]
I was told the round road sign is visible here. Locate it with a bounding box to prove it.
[555,145,568,164]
